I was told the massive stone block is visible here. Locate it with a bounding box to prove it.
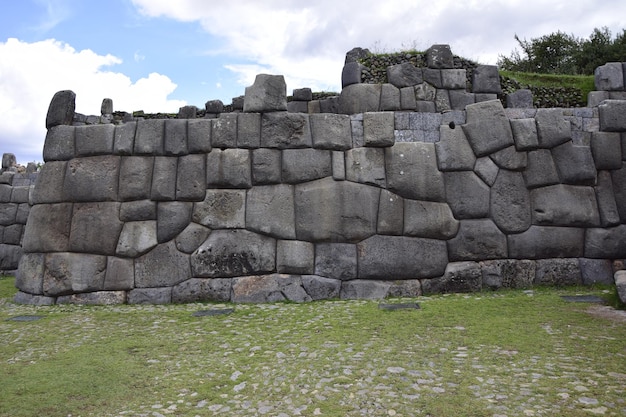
[103,256,134,291]
[246,184,296,239]
[551,141,597,185]
[345,147,386,187]
[191,230,275,278]
[261,113,312,149]
[70,202,123,255]
[119,200,156,222]
[510,118,539,150]
[435,125,475,171]
[75,124,115,157]
[15,253,45,294]
[302,275,341,300]
[281,149,332,183]
[595,171,621,226]
[508,226,585,259]
[523,149,560,189]
[43,125,76,162]
[134,241,190,287]
[610,163,626,221]
[338,84,382,114]
[535,259,582,286]
[314,243,357,280]
[243,74,287,112]
[46,90,76,129]
[113,122,136,155]
[471,65,501,94]
[187,119,212,153]
[462,100,514,156]
[444,171,490,219]
[421,261,482,295]
[473,156,499,187]
[63,156,120,202]
[294,177,380,242]
[598,100,626,132]
[357,235,448,279]
[578,258,614,286]
[480,259,535,289]
[490,170,531,233]
[157,201,191,243]
[385,142,445,201]
[176,154,206,201]
[382,84,401,110]
[387,63,423,87]
[211,113,237,148]
[591,132,622,170]
[584,225,626,258]
[340,280,391,300]
[43,252,107,296]
[172,278,231,303]
[174,223,211,254]
[447,219,507,261]
[489,146,527,170]
[530,184,600,227]
[276,240,314,274]
[119,156,153,201]
[22,203,73,252]
[134,119,164,155]
[206,149,251,188]
[192,189,245,229]
[377,189,404,235]
[309,113,352,150]
[150,156,177,201]
[164,119,188,155]
[232,274,311,303]
[403,200,459,239]
[535,109,571,148]
[252,148,281,184]
[363,112,395,147]
[595,63,624,91]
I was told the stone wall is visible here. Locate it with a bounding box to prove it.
[12,54,626,305]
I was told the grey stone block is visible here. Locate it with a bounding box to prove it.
[15,253,44,294]
[16,203,30,225]
[332,151,345,180]
[46,90,76,129]
[164,119,188,155]
[211,113,237,148]
[310,113,352,150]
[286,101,309,113]
[489,146,527,170]
[385,142,445,201]
[237,112,261,148]
[119,200,156,222]
[128,287,172,304]
[338,83,382,114]
[510,118,539,150]
[615,270,626,304]
[377,189,404,235]
[595,171,621,227]
[13,291,55,305]
[0,243,22,270]
[441,69,466,89]
[281,148,332,184]
[380,84,401,110]
[587,91,609,107]
[63,156,120,202]
[206,149,251,188]
[191,230,275,277]
[302,275,341,300]
[342,62,364,87]
[357,235,448,279]
[252,148,281,184]
[472,65,502,94]
[192,189,245,229]
[436,124,476,171]
[531,184,600,227]
[243,74,287,112]
[340,280,391,300]
[0,203,17,225]
[444,171,490,219]
[150,156,177,201]
[135,241,190,287]
[584,225,626,258]
[415,82,437,101]
[22,203,72,252]
[536,109,572,148]
[598,100,626,131]
[551,141,597,185]
[435,89,451,112]
[187,119,212,153]
[70,202,123,255]
[591,132,622,170]
[473,156,499,186]
[387,63,423,87]
[535,259,582,286]
[292,88,312,101]
[426,44,454,69]
[134,119,164,155]
[172,278,231,303]
[231,274,310,303]
[421,261,482,295]
[75,124,115,157]
[508,226,585,259]
[387,279,422,297]
[10,186,29,203]
[320,97,340,113]
[579,258,614,285]
[157,201,191,243]
[119,156,153,201]
[277,240,314,274]
[612,163,626,221]
[246,184,296,239]
[205,100,224,113]
[403,200,459,239]
[449,90,474,110]
[43,125,75,161]
[57,291,126,305]
[523,149,560,189]
[345,147,386,186]
[423,68,442,88]
[506,89,533,108]
[43,252,107,295]
[491,170,531,233]
[315,243,357,280]
[174,223,211,254]
[176,154,206,201]
[3,224,22,245]
[474,93,499,103]
[104,256,134,290]
[399,86,416,110]
[594,62,624,91]
[261,112,312,149]
[363,112,395,147]
[462,100,514,156]
[177,105,197,119]
[447,219,507,261]
[480,259,535,290]
[295,178,379,242]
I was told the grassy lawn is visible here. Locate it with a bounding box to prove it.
[1,275,625,416]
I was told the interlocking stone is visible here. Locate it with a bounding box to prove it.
[462,100,514,156]
[246,184,296,239]
[385,142,445,201]
[508,226,585,259]
[447,219,507,261]
[243,74,287,112]
[490,169,531,233]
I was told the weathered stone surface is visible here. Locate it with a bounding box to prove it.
[295,178,380,242]
[177,105,197,119]
[63,156,120,202]
[192,230,275,277]
[510,118,539,150]
[281,149,332,183]
[176,154,206,201]
[403,200,459,239]
[206,149,251,188]
[491,170,531,233]
[16,203,30,225]
[57,291,126,305]
[205,99,224,113]
[385,142,445,201]
[584,225,626,258]
[246,184,295,239]
[187,119,212,153]
[531,184,600,227]
[70,202,123,255]
[595,171,621,226]
[434,89,451,112]
[134,119,164,155]
[449,90,475,110]
[252,148,281,184]
[302,275,341,300]
[415,82,436,101]
[163,119,188,155]
[441,69,466,89]
[377,189,404,235]
[447,220,507,261]
[535,259,582,286]
[508,226,585,259]
[387,279,422,297]
[489,146,527,170]
[594,63,624,91]
[612,163,626,221]
[579,258,614,285]
[599,100,626,131]
[435,125,475,171]
[75,124,115,157]
[232,274,311,303]
[535,109,571,148]
[363,112,395,147]
[444,171,490,219]
[462,100,514,156]
[292,88,312,101]
[135,241,190,287]
[357,235,448,279]
[46,90,76,129]
[0,203,17,226]
[426,44,453,68]
[3,224,22,245]
[345,147,386,186]
[128,287,172,304]
[119,200,156,221]
[382,84,401,110]
[243,74,287,112]
[104,257,134,290]
[423,69,442,88]
[276,240,314,274]
[309,113,352,150]
[116,221,158,257]
[472,65,501,94]
[10,186,30,204]
[119,156,153,201]
[22,203,72,252]
[332,150,345,180]
[113,122,136,155]
[340,280,391,300]
[480,259,535,290]
[523,149,560,189]
[211,113,237,148]
[43,252,107,295]
[591,131,622,170]
[387,63,423,87]
[15,253,44,294]
[551,141,597,185]
[172,278,231,303]
[341,62,364,87]
[338,84,382,114]
[261,113,312,149]
[13,291,55,305]
[157,201,191,243]
[315,243,357,280]
[421,261,482,295]
[174,223,211,254]
[616,270,626,304]
[192,189,245,229]
[473,156,499,186]
[506,89,533,108]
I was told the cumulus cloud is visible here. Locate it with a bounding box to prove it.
[0,38,185,162]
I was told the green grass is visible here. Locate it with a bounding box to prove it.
[500,70,595,100]
[1,276,625,416]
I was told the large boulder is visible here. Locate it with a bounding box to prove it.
[530,184,600,227]
[385,142,445,201]
[243,74,287,112]
[134,241,190,288]
[490,169,531,233]
[462,100,514,156]
[447,219,507,261]
[46,90,76,129]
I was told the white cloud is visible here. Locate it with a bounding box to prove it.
[0,38,185,162]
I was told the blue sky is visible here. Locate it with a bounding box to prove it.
[1,0,625,163]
